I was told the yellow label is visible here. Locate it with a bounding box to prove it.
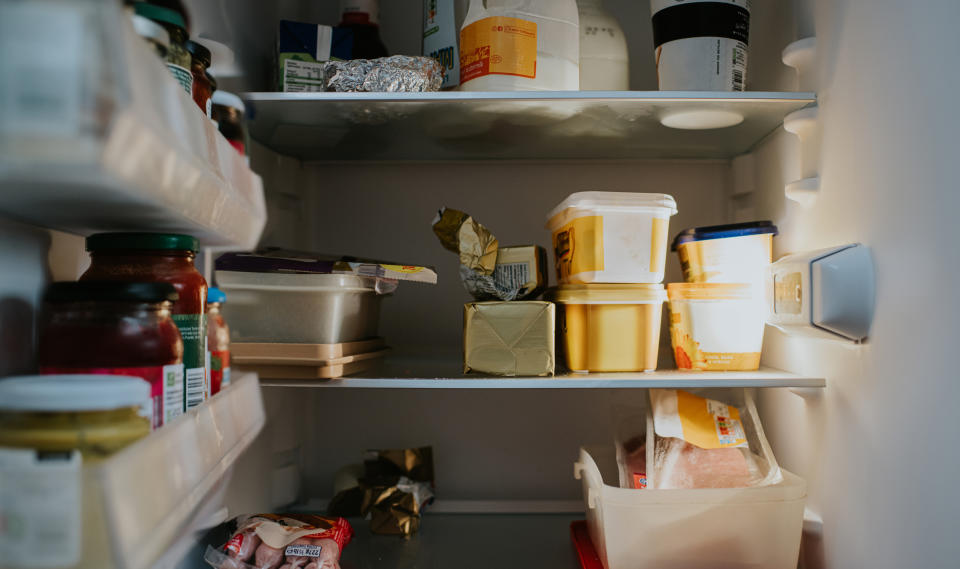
[676,390,747,449]
[650,217,667,273]
[552,215,603,282]
[381,264,424,274]
[460,16,537,83]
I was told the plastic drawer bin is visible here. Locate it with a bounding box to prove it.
[574,445,806,569]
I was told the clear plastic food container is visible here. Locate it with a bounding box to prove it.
[574,444,806,569]
[546,192,677,284]
[672,220,778,292]
[216,271,383,344]
[667,283,764,371]
[553,284,666,372]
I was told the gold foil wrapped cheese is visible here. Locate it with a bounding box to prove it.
[463,301,555,376]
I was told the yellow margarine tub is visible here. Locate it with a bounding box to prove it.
[671,221,778,291]
[546,192,678,284]
[667,283,765,371]
[0,375,151,461]
[554,284,666,372]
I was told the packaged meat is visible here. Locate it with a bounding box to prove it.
[648,389,782,489]
[204,514,353,569]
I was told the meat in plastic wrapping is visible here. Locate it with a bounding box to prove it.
[204,513,353,569]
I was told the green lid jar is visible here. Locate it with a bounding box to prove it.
[134,3,193,95]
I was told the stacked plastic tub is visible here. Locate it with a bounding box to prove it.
[546,192,677,372]
[666,222,778,371]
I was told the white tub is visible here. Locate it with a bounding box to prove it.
[546,192,677,284]
[575,444,806,569]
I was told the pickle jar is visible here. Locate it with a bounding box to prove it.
[134,3,193,94]
[0,375,152,461]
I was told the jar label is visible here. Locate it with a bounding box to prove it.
[460,16,537,84]
[0,449,81,567]
[174,313,207,411]
[167,62,194,95]
[210,350,230,395]
[39,365,184,429]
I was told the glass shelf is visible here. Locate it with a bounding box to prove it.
[244,90,815,162]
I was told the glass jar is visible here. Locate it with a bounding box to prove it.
[0,375,151,461]
[211,90,247,155]
[339,0,389,58]
[206,287,231,395]
[80,233,208,412]
[131,13,170,60]
[135,3,193,94]
[186,40,213,117]
[38,282,184,430]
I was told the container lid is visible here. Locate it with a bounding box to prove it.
[45,282,179,303]
[671,221,778,251]
[133,3,187,31]
[0,375,150,412]
[207,287,226,303]
[130,14,170,50]
[667,282,755,300]
[185,39,211,67]
[552,283,667,304]
[86,232,199,253]
[546,191,678,227]
[212,90,245,112]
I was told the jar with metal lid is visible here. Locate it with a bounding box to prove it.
[80,233,208,412]
[0,375,151,460]
[131,13,169,60]
[186,40,213,117]
[38,282,184,430]
[134,3,193,94]
[211,90,247,155]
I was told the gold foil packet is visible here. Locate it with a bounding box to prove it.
[432,207,498,275]
[463,301,556,376]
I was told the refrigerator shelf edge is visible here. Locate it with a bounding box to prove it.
[242,91,816,162]
[258,363,825,389]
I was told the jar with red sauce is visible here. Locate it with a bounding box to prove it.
[80,233,208,412]
[186,40,213,117]
[38,282,184,430]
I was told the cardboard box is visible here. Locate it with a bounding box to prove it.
[277,20,354,92]
[494,245,548,300]
[463,301,555,376]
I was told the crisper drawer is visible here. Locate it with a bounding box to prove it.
[574,446,806,569]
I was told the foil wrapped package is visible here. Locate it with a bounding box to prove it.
[463,301,556,376]
[433,208,548,301]
[328,447,435,537]
[323,56,444,92]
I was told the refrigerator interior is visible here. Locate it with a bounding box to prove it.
[0,0,957,568]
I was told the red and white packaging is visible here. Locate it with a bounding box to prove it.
[205,514,353,569]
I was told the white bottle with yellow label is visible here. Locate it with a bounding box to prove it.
[459,0,580,91]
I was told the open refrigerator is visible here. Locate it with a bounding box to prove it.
[0,0,957,568]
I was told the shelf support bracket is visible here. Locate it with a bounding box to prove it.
[782,37,821,207]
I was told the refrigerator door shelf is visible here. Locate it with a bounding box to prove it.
[766,244,876,342]
[0,0,265,249]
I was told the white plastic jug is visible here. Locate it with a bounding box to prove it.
[459,0,580,91]
[577,0,628,90]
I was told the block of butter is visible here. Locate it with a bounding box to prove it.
[463,301,555,376]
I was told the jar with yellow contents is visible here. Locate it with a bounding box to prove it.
[0,375,151,461]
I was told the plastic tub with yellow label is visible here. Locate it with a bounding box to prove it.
[553,284,666,372]
[546,192,678,284]
[671,221,778,291]
[667,283,764,371]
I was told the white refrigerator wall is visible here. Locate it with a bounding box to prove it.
[748,1,960,568]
